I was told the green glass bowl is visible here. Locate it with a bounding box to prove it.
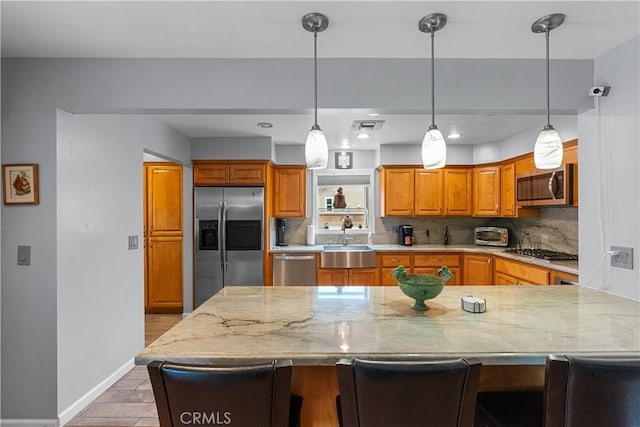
[393,265,452,311]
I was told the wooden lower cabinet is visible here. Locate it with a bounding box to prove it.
[463,254,493,285]
[413,267,462,285]
[147,236,183,312]
[315,251,573,288]
[494,258,549,285]
[317,268,377,286]
[494,272,519,286]
[378,253,412,286]
[414,253,461,285]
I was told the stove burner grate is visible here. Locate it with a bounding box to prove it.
[504,248,578,261]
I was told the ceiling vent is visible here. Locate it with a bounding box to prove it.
[351,120,385,131]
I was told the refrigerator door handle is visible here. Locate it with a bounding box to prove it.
[221,200,228,274]
[218,201,225,282]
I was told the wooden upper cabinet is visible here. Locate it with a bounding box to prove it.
[563,140,579,206]
[146,164,183,235]
[473,165,501,216]
[194,162,229,185]
[443,168,472,216]
[381,168,415,216]
[505,154,541,218]
[193,161,266,185]
[273,166,306,217]
[500,163,516,217]
[415,169,443,216]
[229,163,265,184]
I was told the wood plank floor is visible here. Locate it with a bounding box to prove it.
[65,314,182,427]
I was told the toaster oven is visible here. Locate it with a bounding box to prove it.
[474,227,509,247]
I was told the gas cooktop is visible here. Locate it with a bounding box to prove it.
[504,248,579,261]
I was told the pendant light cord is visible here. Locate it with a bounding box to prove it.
[545,29,551,127]
[313,29,318,127]
[430,31,436,127]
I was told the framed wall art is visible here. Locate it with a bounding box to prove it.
[3,164,39,205]
[335,151,353,169]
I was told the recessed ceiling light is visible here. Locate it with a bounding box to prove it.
[447,132,461,139]
[257,122,273,129]
[339,138,352,149]
[357,133,370,139]
[368,113,380,117]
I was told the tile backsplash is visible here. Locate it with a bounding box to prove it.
[277,207,578,254]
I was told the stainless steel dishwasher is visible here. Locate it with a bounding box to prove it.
[272,253,317,286]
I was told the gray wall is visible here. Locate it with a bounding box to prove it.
[192,136,272,159]
[56,113,191,415]
[0,57,594,420]
[579,36,640,299]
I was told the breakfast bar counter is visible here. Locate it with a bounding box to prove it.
[136,285,638,426]
[136,285,638,366]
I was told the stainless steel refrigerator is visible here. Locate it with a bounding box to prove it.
[194,187,264,307]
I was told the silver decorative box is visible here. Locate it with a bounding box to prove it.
[461,296,486,313]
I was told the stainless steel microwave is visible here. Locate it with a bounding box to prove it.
[474,226,509,247]
[516,164,575,207]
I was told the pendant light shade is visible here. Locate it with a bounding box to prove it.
[534,125,563,169]
[302,13,329,169]
[419,13,447,169]
[422,125,446,169]
[532,13,565,169]
[305,125,328,169]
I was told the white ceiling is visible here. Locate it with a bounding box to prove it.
[2,1,638,148]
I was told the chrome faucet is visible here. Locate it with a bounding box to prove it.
[340,218,352,245]
[518,232,533,249]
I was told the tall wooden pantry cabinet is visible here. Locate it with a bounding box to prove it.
[144,163,183,313]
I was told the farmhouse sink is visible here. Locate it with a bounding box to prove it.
[320,246,376,268]
[323,245,373,251]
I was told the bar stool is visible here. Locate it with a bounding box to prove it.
[148,359,302,427]
[475,355,640,427]
[336,358,481,427]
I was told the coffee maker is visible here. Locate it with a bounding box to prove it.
[398,225,414,246]
[275,218,288,246]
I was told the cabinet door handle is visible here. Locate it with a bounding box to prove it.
[495,204,499,212]
[487,258,491,264]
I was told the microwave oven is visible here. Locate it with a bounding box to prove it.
[516,164,575,207]
[474,226,509,247]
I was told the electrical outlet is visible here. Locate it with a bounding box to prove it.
[611,246,633,269]
[128,235,139,250]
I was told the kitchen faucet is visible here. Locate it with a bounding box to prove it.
[518,232,533,249]
[340,218,352,245]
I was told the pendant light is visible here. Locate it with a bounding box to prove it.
[302,13,329,169]
[532,13,565,169]
[419,13,447,169]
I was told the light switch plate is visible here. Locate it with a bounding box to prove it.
[18,245,31,266]
[611,246,633,269]
[128,235,139,250]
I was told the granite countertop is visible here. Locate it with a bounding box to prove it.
[136,286,638,366]
[270,244,579,275]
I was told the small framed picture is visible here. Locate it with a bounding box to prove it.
[335,152,353,169]
[3,164,39,205]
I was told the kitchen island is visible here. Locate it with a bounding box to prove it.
[136,286,639,426]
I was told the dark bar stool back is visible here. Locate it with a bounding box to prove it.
[336,358,481,427]
[476,355,640,427]
[148,360,301,427]
[545,355,640,427]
